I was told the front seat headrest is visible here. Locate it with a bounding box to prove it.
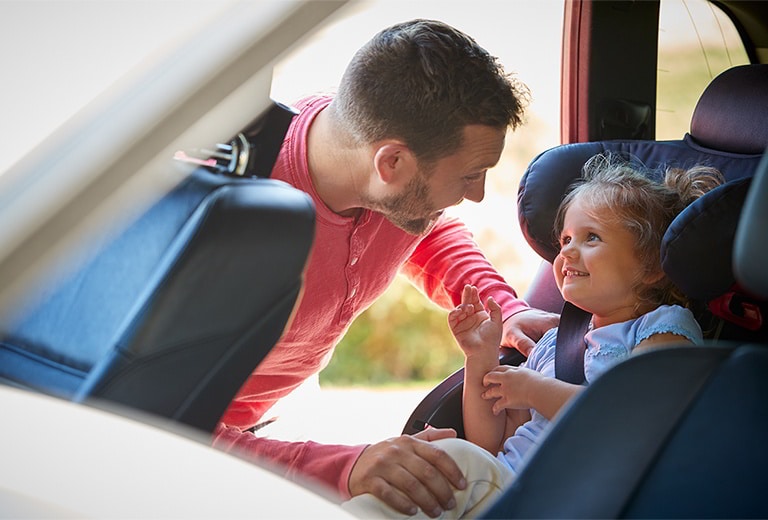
[689,64,768,155]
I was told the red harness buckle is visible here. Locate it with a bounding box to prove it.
[708,291,763,331]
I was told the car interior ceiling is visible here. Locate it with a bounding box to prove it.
[717,1,768,61]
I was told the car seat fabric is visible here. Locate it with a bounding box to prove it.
[520,64,768,266]
[734,151,768,300]
[661,177,752,302]
[518,140,761,267]
[621,345,768,518]
[689,63,768,154]
[0,169,228,397]
[480,342,768,519]
[0,157,315,433]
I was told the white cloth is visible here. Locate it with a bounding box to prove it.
[341,438,513,519]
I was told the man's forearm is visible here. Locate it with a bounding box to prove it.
[212,423,367,500]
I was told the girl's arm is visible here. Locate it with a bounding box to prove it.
[463,348,507,454]
[449,285,507,454]
[633,332,692,354]
[484,333,693,421]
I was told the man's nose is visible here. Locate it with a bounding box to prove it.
[464,179,486,203]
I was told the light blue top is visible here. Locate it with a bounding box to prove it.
[496,304,702,473]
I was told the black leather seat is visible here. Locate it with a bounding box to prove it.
[0,103,315,434]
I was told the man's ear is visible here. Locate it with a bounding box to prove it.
[373,142,417,185]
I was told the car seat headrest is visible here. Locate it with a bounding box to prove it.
[689,64,768,155]
[660,177,752,301]
[518,143,606,263]
[519,141,761,306]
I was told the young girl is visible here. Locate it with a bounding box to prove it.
[342,153,723,519]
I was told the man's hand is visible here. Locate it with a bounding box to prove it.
[502,308,559,356]
[348,428,467,518]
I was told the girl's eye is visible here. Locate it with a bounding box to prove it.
[586,232,601,242]
[559,235,571,247]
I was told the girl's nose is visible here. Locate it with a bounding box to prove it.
[560,241,578,259]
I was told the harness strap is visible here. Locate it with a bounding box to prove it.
[554,301,592,384]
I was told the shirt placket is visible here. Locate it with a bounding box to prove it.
[340,225,363,323]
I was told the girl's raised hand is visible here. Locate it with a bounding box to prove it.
[448,285,503,356]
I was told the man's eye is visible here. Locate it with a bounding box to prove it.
[464,171,485,183]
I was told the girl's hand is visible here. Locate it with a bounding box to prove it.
[448,285,502,356]
[481,365,543,415]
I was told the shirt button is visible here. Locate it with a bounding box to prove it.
[350,257,359,266]
[350,288,357,297]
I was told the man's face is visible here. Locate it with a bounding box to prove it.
[373,125,506,235]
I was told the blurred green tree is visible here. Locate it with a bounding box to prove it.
[319,277,463,386]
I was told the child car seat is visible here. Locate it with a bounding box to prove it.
[482,148,768,519]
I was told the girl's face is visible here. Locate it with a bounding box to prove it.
[553,197,652,328]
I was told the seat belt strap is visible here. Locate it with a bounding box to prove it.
[554,301,592,384]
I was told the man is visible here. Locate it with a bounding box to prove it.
[213,19,558,517]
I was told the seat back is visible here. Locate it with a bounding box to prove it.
[0,104,315,433]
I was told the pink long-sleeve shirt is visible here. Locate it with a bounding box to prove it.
[212,96,529,499]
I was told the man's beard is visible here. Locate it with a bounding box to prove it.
[365,173,439,235]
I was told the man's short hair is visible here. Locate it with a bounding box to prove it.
[334,19,530,163]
